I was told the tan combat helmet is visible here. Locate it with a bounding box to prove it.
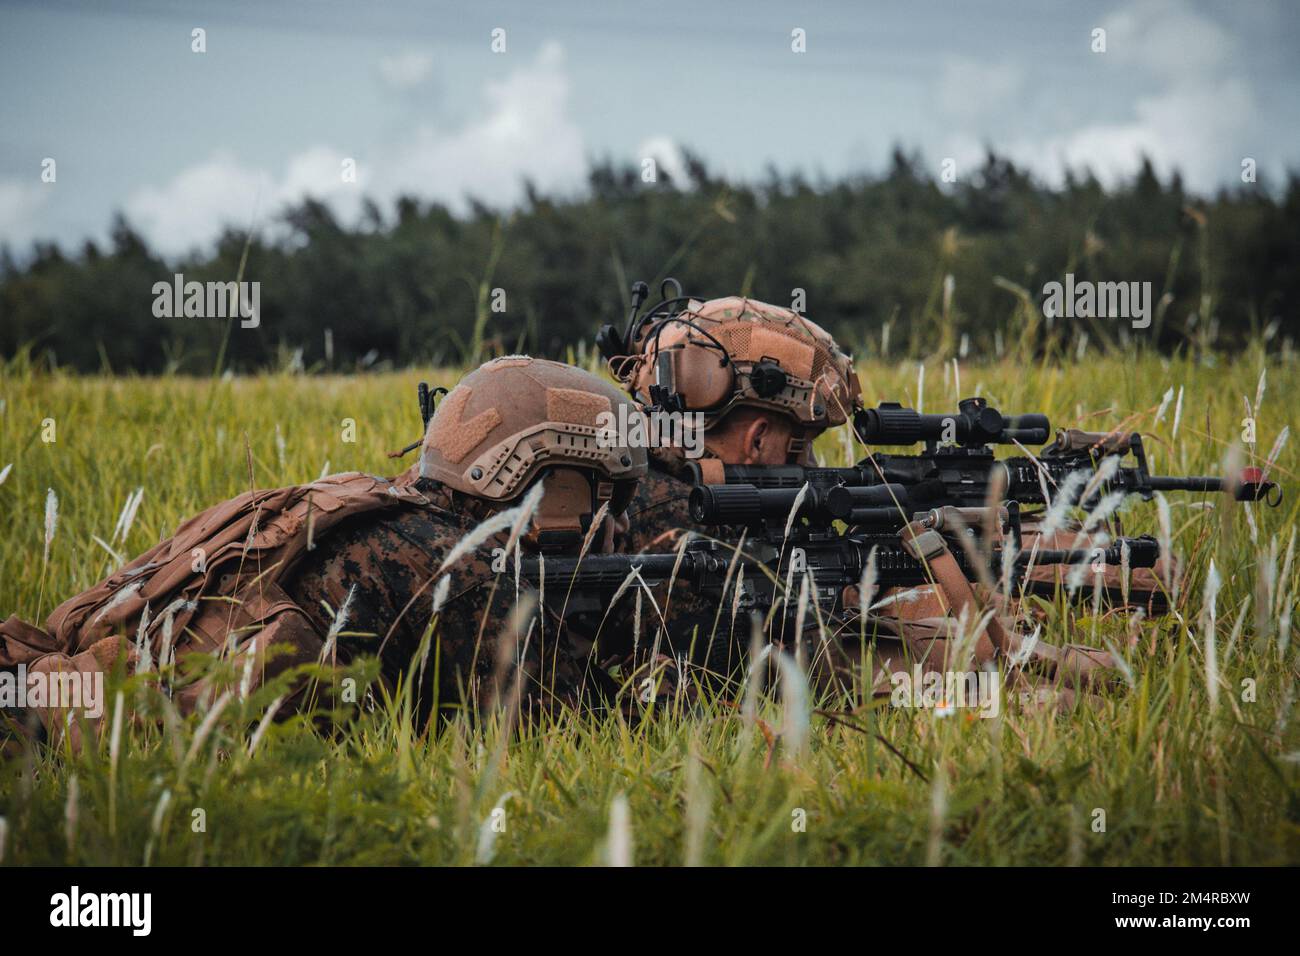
[607,288,862,431]
[420,356,649,544]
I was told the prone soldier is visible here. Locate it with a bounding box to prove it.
[594,284,999,695]
[595,285,871,686]
[599,282,862,552]
[0,357,648,746]
[595,282,1141,703]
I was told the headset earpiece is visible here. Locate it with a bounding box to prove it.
[664,340,734,412]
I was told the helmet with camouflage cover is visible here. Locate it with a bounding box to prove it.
[419,356,648,545]
[608,290,862,433]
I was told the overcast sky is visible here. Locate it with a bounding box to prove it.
[2,0,1297,257]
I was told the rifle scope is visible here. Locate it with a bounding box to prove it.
[855,397,1050,447]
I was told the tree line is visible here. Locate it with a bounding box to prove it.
[2,149,1296,373]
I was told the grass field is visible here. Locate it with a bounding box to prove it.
[1,347,1297,866]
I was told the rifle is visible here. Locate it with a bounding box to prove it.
[518,504,1161,628]
[689,396,1282,513]
[688,481,914,528]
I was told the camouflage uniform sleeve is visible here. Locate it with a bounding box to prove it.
[605,465,744,680]
[284,507,615,721]
[620,464,694,554]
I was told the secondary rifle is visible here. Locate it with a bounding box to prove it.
[518,505,1161,627]
[688,396,1281,513]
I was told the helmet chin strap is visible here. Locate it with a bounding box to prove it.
[525,468,616,554]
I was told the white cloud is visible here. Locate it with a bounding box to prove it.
[935,0,1258,193]
[379,42,585,204]
[378,50,435,90]
[635,136,689,185]
[0,178,54,251]
[1102,0,1233,80]
[125,154,273,254]
[122,44,585,256]
[1009,77,1253,190]
[1012,0,1252,191]
[124,146,366,254]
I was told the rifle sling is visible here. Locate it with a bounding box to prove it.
[899,523,1007,664]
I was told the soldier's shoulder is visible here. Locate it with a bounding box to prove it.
[634,459,691,501]
[291,489,473,573]
[623,460,694,553]
[343,498,473,547]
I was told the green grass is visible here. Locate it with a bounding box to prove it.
[1,348,1297,866]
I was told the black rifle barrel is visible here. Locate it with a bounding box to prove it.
[1032,535,1159,568]
[824,483,914,520]
[688,462,864,490]
[515,534,1161,606]
[517,551,718,590]
[702,458,1279,508]
[1141,473,1268,499]
[1118,470,1279,503]
[689,481,908,527]
[1144,475,1222,493]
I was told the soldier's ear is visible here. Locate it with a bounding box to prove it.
[742,418,771,464]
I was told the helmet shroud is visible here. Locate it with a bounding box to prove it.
[420,357,648,518]
[617,296,861,431]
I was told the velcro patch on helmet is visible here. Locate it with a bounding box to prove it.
[426,387,503,463]
[745,325,816,380]
[545,387,612,427]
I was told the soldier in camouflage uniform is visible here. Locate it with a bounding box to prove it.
[612,295,862,551]
[601,293,892,691]
[0,358,647,745]
[600,292,1125,703]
